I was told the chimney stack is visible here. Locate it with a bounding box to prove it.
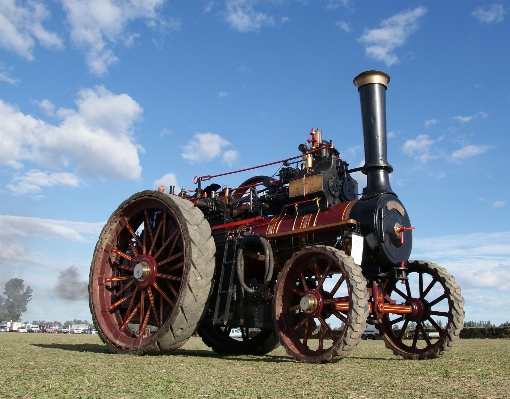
[353,70,395,200]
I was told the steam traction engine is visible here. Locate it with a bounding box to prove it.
[89,71,464,362]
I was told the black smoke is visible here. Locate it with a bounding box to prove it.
[54,266,88,301]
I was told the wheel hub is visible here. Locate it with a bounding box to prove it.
[134,262,150,282]
[299,290,323,317]
[132,255,157,289]
[300,294,318,314]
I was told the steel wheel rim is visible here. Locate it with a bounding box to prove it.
[91,197,187,348]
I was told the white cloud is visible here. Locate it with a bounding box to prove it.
[472,4,506,24]
[0,68,19,85]
[453,111,488,123]
[450,144,492,162]
[223,0,275,33]
[222,149,239,166]
[479,197,506,209]
[413,232,510,324]
[358,6,427,66]
[401,134,436,163]
[35,99,55,116]
[424,119,439,128]
[61,0,173,76]
[0,215,103,265]
[154,173,179,192]
[218,91,228,98]
[0,86,143,186]
[8,170,80,195]
[181,132,236,164]
[335,21,351,33]
[0,0,63,60]
[326,0,352,11]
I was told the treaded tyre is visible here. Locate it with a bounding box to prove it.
[379,260,464,360]
[198,326,280,355]
[273,246,369,363]
[89,190,215,354]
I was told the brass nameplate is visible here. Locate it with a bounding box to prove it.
[289,174,323,198]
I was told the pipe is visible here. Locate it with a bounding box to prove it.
[353,71,395,199]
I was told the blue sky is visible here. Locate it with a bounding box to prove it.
[0,0,509,326]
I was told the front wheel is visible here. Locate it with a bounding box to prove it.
[379,260,464,359]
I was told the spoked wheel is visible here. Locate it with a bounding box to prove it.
[379,260,464,360]
[89,190,216,354]
[273,246,369,363]
[198,326,280,355]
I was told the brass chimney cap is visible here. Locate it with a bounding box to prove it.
[353,70,390,89]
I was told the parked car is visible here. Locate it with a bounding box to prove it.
[17,327,28,333]
[0,326,8,332]
[361,325,380,340]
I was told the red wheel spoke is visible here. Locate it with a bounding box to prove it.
[290,287,304,296]
[140,290,145,327]
[157,273,182,282]
[318,316,336,341]
[128,240,139,257]
[117,264,134,272]
[411,328,419,348]
[312,261,321,282]
[143,210,154,243]
[108,291,135,311]
[332,310,347,324]
[302,319,310,347]
[430,311,449,317]
[330,275,345,297]
[299,272,309,293]
[323,296,348,304]
[125,287,139,319]
[147,287,159,327]
[417,322,432,346]
[153,229,178,259]
[149,217,164,256]
[165,280,178,298]
[428,317,443,333]
[318,322,324,351]
[422,278,436,298]
[292,317,307,333]
[105,276,132,283]
[288,304,301,312]
[156,251,184,267]
[153,282,174,306]
[404,279,412,299]
[428,293,447,307]
[398,319,409,340]
[389,315,405,325]
[166,261,184,273]
[122,218,142,248]
[139,308,151,337]
[111,248,134,262]
[392,286,408,301]
[316,260,332,290]
[120,303,140,332]
[115,280,134,297]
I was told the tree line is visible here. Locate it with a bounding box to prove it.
[0,278,32,322]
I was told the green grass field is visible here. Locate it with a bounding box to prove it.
[0,333,508,398]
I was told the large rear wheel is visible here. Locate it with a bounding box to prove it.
[89,190,215,354]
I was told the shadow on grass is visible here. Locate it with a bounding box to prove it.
[31,343,294,362]
[32,343,113,354]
